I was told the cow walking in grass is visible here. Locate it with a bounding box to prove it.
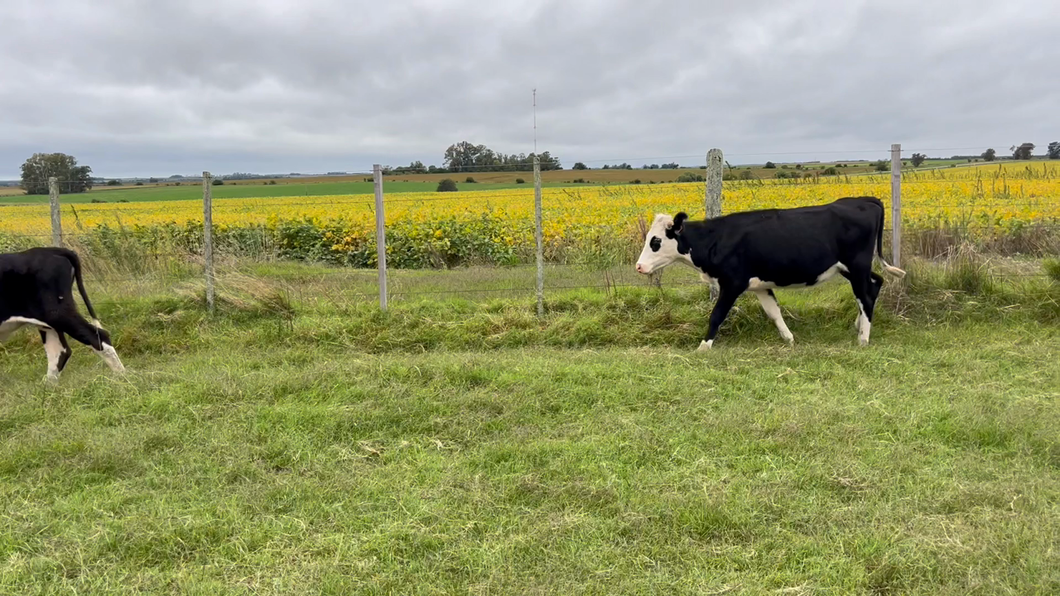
[635,196,906,349]
[1,247,125,381]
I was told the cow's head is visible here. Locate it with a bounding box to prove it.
[635,212,690,275]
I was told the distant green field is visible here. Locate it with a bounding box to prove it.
[0,181,429,205]
[0,157,1005,205]
[0,180,598,205]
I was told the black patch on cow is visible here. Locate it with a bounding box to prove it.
[649,236,662,252]
[673,212,688,232]
[663,231,691,255]
[664,213,692,255]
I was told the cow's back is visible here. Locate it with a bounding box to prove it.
[0,248,75,319]
[699,197,881,285]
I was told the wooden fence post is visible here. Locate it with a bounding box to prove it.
[890,143,902,267]
[704,149,724,300]
[49,177,62,247]
[374,164,388,311]
[705,148,723,219]
[202,172,215,314]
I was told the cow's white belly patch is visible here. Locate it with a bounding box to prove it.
[747,262,848,292]
[815,262,849,283]
[747,277,779,291]
[0,316,52,342]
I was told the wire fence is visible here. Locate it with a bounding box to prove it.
[2,144,1058,312]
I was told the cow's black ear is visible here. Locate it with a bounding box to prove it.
[672,212,688,233]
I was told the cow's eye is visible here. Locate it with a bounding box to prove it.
[649,237,662,252]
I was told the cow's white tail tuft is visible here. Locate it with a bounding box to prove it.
[882,264,906,278]
[877,255,907,279]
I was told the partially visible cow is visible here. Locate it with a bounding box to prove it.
[0,247,125,381]
[635,196,906,349]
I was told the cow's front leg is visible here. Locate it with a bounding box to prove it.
[700,272,720,300]
[698,284,745,351]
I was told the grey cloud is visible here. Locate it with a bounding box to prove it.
[1,0,1057,177]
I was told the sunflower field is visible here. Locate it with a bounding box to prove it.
[1,162,1057,268]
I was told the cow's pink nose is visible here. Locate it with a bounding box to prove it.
[636,263,644,273]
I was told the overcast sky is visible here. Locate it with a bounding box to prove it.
[1,0,1057,178]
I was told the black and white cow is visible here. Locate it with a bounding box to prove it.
[635,196,906,349]
[0,247,125,381]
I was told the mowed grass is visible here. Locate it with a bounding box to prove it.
[1,265,1059,594]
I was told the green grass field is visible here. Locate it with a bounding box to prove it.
[2,259,1059,594]
[0,181,434,205]
[0,179,612,205]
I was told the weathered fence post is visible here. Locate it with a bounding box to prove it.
[890,143,902,267]
[534,156,544,317]
[704,148,725,300]
[49,177,62,247]
[705,148,723,219]
[202,172,215,314]
[374,164,388,311]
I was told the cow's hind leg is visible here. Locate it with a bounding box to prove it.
[842,271,883,332]
[754,290,794,345]
[56,315,125,373]
[57,331,72,373]
[846,270,878,346]
[39,328,68,382]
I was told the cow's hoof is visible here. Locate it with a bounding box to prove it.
[782,334,795,346]
[697,340,713,352]
[858,338,869,347]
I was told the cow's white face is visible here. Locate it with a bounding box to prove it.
[635,213,691,275]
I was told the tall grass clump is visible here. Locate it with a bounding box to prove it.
[882,246,1060,324]
[1044,258,1060,284]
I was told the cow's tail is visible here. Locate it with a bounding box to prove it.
[61,248,103,327]
[874,199,906,278]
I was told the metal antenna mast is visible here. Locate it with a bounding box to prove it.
[533,88,537,154]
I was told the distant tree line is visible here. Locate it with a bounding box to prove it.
[444,141,562,172]
[978,142,1060,161]
[386,142,562,174]
[224,172,275,180]
[19,153,93,194]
